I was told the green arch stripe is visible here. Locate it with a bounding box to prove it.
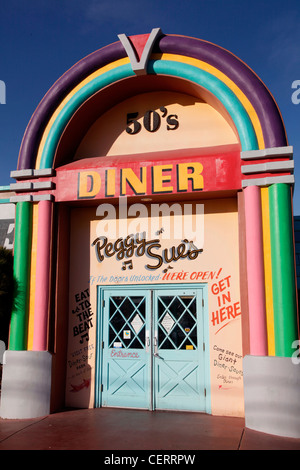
[149,60,258,152]
[40,64,135,169]
[40,60,258,169]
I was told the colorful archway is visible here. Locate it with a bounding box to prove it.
[5,31,298,425]
[17,32,288,173]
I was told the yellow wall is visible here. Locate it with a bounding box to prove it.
[74,91,238,159]
[65,198,244,417]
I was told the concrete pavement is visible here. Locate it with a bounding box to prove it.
[1,408,300,450]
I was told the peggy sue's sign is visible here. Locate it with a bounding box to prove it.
[55,145,241,202]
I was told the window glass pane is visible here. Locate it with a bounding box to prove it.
[158,295,197,350]
[108,296,145,349]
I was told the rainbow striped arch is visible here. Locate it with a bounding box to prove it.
[17,31,288,172]
[5,29,299,434]
[10,30,297,360]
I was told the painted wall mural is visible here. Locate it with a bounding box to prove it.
[66,286,95,405]
[66,198,244,416]
[74,92,238,160]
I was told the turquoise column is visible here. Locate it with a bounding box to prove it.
[9,201,32,350]
[269,184,299,356]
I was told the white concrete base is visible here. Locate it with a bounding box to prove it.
[243,355,300,439]
[0,350,52,419]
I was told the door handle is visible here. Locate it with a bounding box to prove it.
[154,333,158,354]
[146,330,150,352]
[153,333,164,359]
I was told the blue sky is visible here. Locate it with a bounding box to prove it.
[0,0,299,213]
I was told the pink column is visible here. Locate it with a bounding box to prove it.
[33,200,52,351]
[244,186,268,356]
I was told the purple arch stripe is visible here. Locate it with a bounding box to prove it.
[17,34,287,170]
[18,41,126,170]
[156,35,287,150]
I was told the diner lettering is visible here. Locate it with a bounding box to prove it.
[72,288,94,342]
[210,275,241,331]
[77,161,204,199]
[126,107,179,134]
[91,233,203,271]
[110,349,140,359]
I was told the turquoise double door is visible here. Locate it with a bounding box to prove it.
[97,285,209,412]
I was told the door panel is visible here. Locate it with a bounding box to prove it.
[99,286,206,412]
[153,290,205,411]
[101,290,151,408]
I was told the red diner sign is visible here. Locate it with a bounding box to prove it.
[55,144,241,202]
